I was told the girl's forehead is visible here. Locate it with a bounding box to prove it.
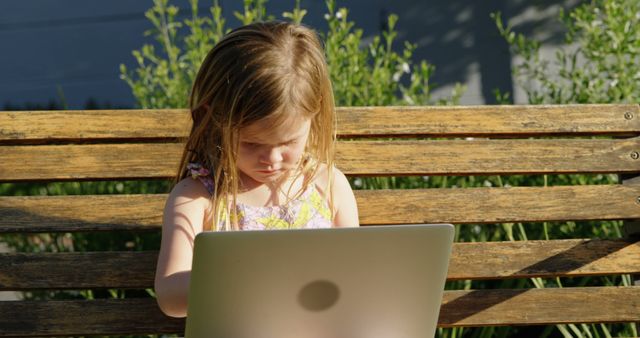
[240,116,311,142]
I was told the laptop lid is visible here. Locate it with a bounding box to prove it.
[185,224,454,338]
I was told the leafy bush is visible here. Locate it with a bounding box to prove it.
[119,0,465,109]
[493,0,640,104]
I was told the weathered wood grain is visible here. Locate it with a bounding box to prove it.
[335,138,640,176]
[337,104,640,137]
[0,251,158,290]
[0,298,184,337]
[355,185,640,225]
[0,143,183,181]
[447,239,640,280]
[1,185,637,232]
[2,137,639,181]
[0,109,189,142]
[1,287,638,336]
[0,194,165,232]
[1,239,638,290]
[438,286,640,327]
[1,104,639,142]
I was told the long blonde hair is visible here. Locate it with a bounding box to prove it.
[176,21,336,231]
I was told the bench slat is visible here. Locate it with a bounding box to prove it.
[448,238,640,280]
[337,104,640,137]
[0,194,164,232]
[1,105,638,142]
[0,251,157,290]
[0,109,189,142]
[1,287,638,336]
[1,185,637,233]
[1,138,638,181]
[356,185,640,224]
[336,138,640,176]
[0,298,184,337]
[1,239,638,290]
[439,286,640,327]
[0,143,182,181]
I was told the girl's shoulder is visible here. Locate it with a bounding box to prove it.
[163,177,212,234]
[167,177,212,208]
[312,163,359,227]
[311,163,350,197]
[167,162,213,212]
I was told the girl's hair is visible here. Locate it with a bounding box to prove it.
[176,21,336,231]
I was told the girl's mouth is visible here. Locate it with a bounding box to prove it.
[257,169,282,174]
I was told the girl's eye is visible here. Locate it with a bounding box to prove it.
[284,139,300,146]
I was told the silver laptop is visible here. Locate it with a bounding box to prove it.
[185,224,454,338]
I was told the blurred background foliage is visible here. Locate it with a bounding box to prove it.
[1,0,638,337]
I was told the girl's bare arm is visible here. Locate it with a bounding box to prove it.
[154,178,210,317]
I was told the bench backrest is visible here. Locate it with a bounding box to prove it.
[1,104,639,336]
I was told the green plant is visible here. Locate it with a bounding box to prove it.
[322,0,464,106]
[493,0,640,104]
[119,0,465,109]
[119,0,228,109]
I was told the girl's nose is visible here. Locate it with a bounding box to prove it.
[260,146,283,164]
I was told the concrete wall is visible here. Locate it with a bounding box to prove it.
[0,0,580,109]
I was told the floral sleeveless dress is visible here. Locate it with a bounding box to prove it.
[187,163,332,231]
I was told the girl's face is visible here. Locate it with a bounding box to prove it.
[237,116,311,185]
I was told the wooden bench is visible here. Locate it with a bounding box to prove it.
[1,104,639,336]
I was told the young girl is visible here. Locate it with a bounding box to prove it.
[154,21,360,318]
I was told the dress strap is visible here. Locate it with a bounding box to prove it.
[187,162,214,195]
